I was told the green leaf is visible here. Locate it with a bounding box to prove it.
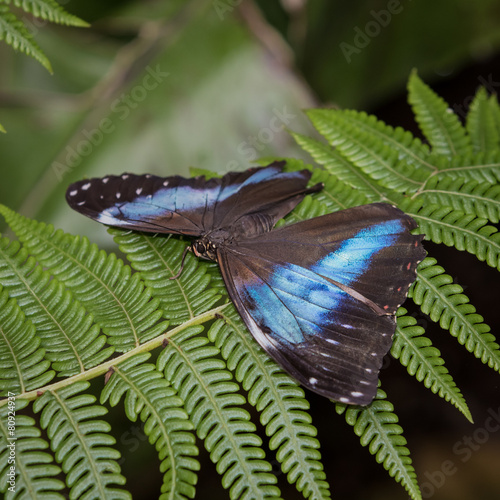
[0,4,52,72]
[430,150,500,184]
[101,353,199,500]
[157,326,282,500]
[306,109,429,193]
[401,198,500,270]
[33,381,130,499]
[466,87,500,153]
[0,399,65,499]
[0,236,113,376]
[410,257,500,372]
[109,229,222,325]
[209,309,331,500]
[336,388,421,500]
[408,71,471,157]
[0,205,168,352]
[416,174,500,223]
[0,287,55,395]
[289,134,385,201]
[5,0,88,26]
[392,309,471,421]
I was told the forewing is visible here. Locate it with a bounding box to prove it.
[218,203,425,404]
[65,161,320,235]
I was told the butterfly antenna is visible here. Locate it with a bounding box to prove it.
[169,245,191,280]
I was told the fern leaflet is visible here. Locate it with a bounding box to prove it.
[400,198,500,270]
[5,0,88,26]
[109,229,222,325]
[409,257,500,371]
[415,175,500,223]
[101,353,199,500]
[336,387,421,500]
[33,381,130,499]
[306,109,428,193]
[466,87,500,153]
[0,287,54,395]
[158,326,282,500]
[0,399,65,498]
[0,4,51,71]
[392,309,471,421]
[407,71,471,157]
[0,236,113,376]
[209,309,331,500]
[0,205,168,352]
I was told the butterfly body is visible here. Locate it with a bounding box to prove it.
[67,162,425,405]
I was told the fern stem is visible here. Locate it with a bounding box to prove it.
[0,304,229,406]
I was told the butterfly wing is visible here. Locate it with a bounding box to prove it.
[218,203,426,405]
[66,162,322,236]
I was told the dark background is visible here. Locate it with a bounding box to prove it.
[1,1,499,499]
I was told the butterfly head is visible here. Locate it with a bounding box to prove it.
[192,237,218,261]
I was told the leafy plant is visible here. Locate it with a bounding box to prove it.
[0,72,499,499]
[0,0,88,73]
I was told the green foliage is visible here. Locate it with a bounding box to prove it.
[0,73,499,499]
[336,387,421,500]
[0,0,88,73]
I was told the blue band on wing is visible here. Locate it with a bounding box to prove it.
[312,219,404,286]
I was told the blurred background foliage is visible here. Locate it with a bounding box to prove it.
[1,1,500,499]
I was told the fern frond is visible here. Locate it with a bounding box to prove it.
[306,109,428,193]
[0,4,51,72]
[416,175,500,223]
[101,353,199,500]
[0,399,65,498]
[392,309,471,421]
[407,71,471,157]
[489,93,500,137]
[409,257,500,372]
[109,229,222,325]
[433,150,500,183]
[401,198,500,270]
[290,133,387,201]
[0,288,54,395]
[310,108,435,170]
[0,205,168,352]
[209,309,331,500]
[5,0,88,26]
[157,326,281,500]
[33,381,130,499]
[336,387,421,500]
[0,236,113,376]
[466,87,500,153]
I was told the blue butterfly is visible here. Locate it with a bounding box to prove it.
[66,161,425,405]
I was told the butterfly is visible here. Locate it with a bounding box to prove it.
[66,161,425,405]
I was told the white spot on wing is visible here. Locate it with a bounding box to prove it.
[102,177,109,183]
[69,190,77,196]
[122,174,129,179]
[116,192,121,199]
[339,397,350,403]
[309,377,318,385]
[82,183,91,190]
[163,180,169,186]
[136,188,143,195]
[351,391,363,397]
[77,201,85,206]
